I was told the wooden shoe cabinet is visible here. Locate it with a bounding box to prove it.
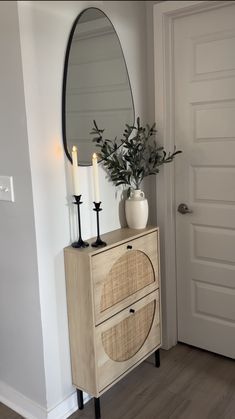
[64,226,161,418]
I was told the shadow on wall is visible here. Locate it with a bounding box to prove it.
[119,190,128,228]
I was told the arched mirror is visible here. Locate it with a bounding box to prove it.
[62,7,135,166]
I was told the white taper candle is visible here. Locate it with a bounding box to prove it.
[72,146,80,195]
[92,153,100,202]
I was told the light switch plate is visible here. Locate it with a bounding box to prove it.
[0,176,14,202]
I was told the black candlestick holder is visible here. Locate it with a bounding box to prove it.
[72,195,89,248]
[91,202,107,247]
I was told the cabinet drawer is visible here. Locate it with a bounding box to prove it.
[95,289,160,392]
[91,231,159,324]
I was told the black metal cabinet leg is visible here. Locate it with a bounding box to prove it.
[94,397,101,419]
[155,349,160,368]
[77,389,84,410]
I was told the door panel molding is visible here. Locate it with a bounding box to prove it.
[153,0,235,349]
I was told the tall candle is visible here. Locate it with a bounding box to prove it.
[72,146,80,195]
[92,153,100,202]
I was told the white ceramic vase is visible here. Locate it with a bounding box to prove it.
[125,189,149,229]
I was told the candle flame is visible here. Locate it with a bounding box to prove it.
[72,146,77,152]
[93,153,97,159]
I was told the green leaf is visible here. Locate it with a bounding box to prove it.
[89,117,182,189]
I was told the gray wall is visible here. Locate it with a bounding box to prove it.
[0,0,46,407]
[18,0,149,412]
[0,1,157,416]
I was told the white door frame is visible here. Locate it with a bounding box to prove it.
[153,0,234,349]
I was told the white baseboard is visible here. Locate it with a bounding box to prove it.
[0,380,47,419]
[0,380,90,419]
[47,391,90,419]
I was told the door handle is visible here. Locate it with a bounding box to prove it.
[177,203,193,214]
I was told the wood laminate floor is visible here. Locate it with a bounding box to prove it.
[1,343,235,419]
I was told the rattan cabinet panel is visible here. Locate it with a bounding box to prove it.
[97,290,160,391]
[92,231,159,324]
[102,298,155,362]
[64,226,161,399]
[100,250,154,312]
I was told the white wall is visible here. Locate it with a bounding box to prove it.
[16,0,149,415]
[144,0,163,225]
[146,0,170,348]
[0,0,46,409]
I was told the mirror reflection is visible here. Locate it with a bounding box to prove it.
[63,8,135,166]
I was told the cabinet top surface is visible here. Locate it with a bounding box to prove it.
[64,226,158,256]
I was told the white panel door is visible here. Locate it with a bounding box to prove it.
[175,2,235,358]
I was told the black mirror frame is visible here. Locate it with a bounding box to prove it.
[62,7,135,166]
